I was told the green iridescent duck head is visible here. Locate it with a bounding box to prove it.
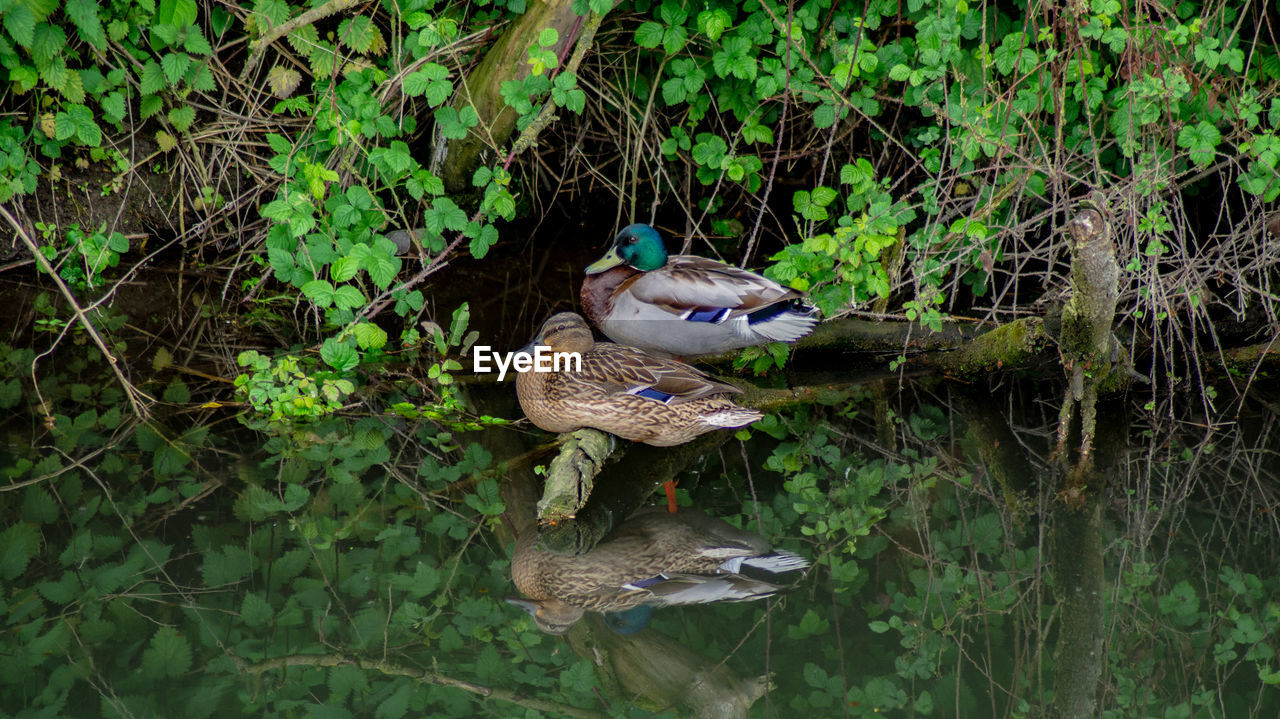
[584,224,669,274]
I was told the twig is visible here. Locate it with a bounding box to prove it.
[239,0,361,80]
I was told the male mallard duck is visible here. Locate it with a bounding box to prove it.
[580,224,820,358]
[514,312,762,447]
[508,507,809,634]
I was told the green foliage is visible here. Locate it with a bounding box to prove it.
[607,0,1280,334]
[234,350,355,421]
[34,221,129,291]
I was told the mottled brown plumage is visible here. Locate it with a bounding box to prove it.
[514,312,761,447]
[508,507,809,634]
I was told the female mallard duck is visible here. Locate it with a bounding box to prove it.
[580,223,820,358]
[508,506,809,634]
[514,312,762,447]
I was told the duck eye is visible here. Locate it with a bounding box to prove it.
[626,236,638,244]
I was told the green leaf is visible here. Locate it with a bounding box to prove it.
[662,24,687,55]
[100,91,126,124]
[376,682,413,719]
[163,377,190,403]
[404,64,453,107]
[3,5,35,47]
[802,662,828,689]
[140,61,167,95]
[31,23,67,67]
[66,0,107,48]
[158,0,199,27]
[241,592,274,627]
[184,28,213,55]
[162,52,191,85]
[810,186,838,207]
[332,284,365,311]
[168,105,195,132]
[338,16,378,52]
[1177,120,1221,166]
[301,279,336,307]
[634,21,663,48]
[0,522,40,580]
[697,8,730,42]
[141,626,192,679]
[320,338,359,372]
[392,561,440,598]
[362,249,399,289]
[469,224,499,259]
[353,322,388,350]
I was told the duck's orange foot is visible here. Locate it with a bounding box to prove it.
[663,479,679,514]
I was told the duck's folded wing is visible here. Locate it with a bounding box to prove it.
[627,256,800,315]
[583,344,741,403]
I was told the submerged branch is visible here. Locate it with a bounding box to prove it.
[241,653,609,719]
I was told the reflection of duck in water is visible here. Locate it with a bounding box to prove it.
[507,507,808,634]
[515,312,762,447]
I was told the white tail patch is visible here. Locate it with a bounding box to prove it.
[702,409,764,428]
[750,311,820,343]
[742,550,809,573]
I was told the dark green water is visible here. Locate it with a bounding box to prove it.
[2,321,1278,718]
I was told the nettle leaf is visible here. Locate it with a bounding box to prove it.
[141,626,192,679]
[162,52,191,86]
[100,91,126,124]
[184,28,213,55]
[31,22,67,67]
[140,94,164,119]
[168,105,195,132]
[339,15,381,53]
[66,0,107,48]
[0,522,40,580]
[329,665,368,702]
[251,0,290,29]
[140,61,167,95]
[241,592,274,627]
[267,65,301,98]
[3,6,35,47]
